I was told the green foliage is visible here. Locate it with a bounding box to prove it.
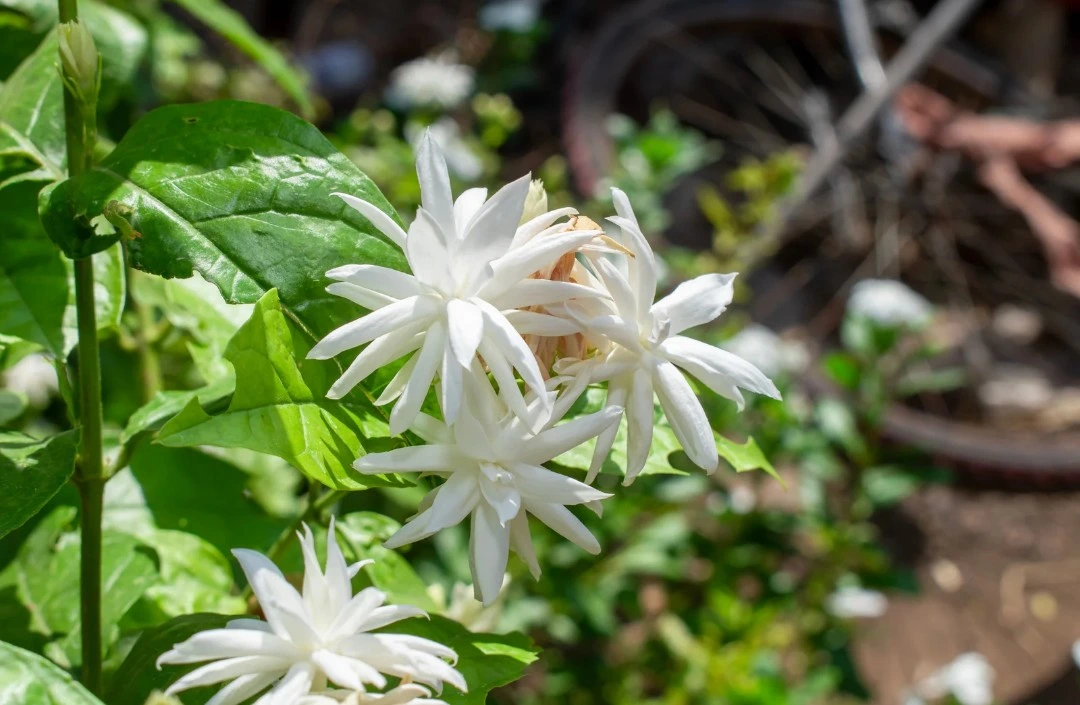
[336,512,439,611]
[0,507,157,668]
[157,289,405,490]
[0,640,104,705]
[41,100,406,336]
[0,430,77,539]
[167,0,312,118]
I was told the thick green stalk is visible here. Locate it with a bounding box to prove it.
[58,0,104,694]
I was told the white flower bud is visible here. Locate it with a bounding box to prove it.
[57,21,100,104]
[519,178,548,224]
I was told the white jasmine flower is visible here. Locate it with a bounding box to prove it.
[847,278,932,327]
[405,118,483,182]
[721,324,807,378]
[157,520,466,704]
[386,55,474,110]
[311,133,604,434]
[2,353,58,407]
[300,683,448,705]
[558,188,780,484]
[354,370,619,605]
[825,585,888,619]
[915,652,994,705]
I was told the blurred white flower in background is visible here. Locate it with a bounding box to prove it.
[429,577,510,633]
[721,324,808,378]
[406,118,483,182]
[727,485,757,515]
[908,652,995,705]
[847,279,933,327]
[825,585,888,619]
[386,55,474,111]
[2,353,58,407]
[479,0,540,32]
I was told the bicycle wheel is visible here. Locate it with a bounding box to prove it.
[563,0,1080,481]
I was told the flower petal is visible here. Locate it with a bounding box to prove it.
[446,299,484,368]
[440,343,464,426]
[406,208,453,291]
[508,462,611,505]
[509,511,541,580]
[205,672,279,705]
[480,229,603,300]
[472,300,548,402]
[416,131,455,235]
[327,323,427,400]
[453,187,488,237]
[311,649,387,691]
[375,352,419,406]
[658,335,781,409]
[325,264,424,300]
[158,629,296,666]
[653,360,718,472]
[325,282,396,310]
[502,309,581,337]
[423,470,483,535]
[510,207,577,249]
[331,193,407,249]
[587,378,628,484]
[520,406,622,465]
[488,279,608,311]
[252,662,314,705]
[308,296,438,360]
[526,502,600,554]
[651,273,736,337]
[354,604,428,633]
[458,174,531,276]
[470,503,511,605]
[354,444,467,474]
[390,319,446,436]
[164,656,289,695]
[624,365,655,485]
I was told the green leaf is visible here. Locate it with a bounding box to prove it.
[0,31,64,181]
[390,616,538,705]
[41,100,405,333]
[0,390,26,426]
[715,434,781,483]
[0,430,77,539]
[0,508,157,668]
[336,512,438,611]
[128,444,288,557]
[120,378,233,444]
[553,388,686,478]
[140,530,246,618]
[129,271,250,352]
[0,176,125,355]
[106,613,232,705]
[157,289,404,490]
[167,0,313,118]
[0,640,105,705]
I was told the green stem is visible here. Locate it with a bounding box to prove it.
[130,269,162,402]
[59,0,104,694]
[73,259,105,696]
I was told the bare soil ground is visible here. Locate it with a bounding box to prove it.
[855,485,1080,704]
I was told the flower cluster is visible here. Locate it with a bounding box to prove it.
[159,520,465,705]
[314,133,780,605]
